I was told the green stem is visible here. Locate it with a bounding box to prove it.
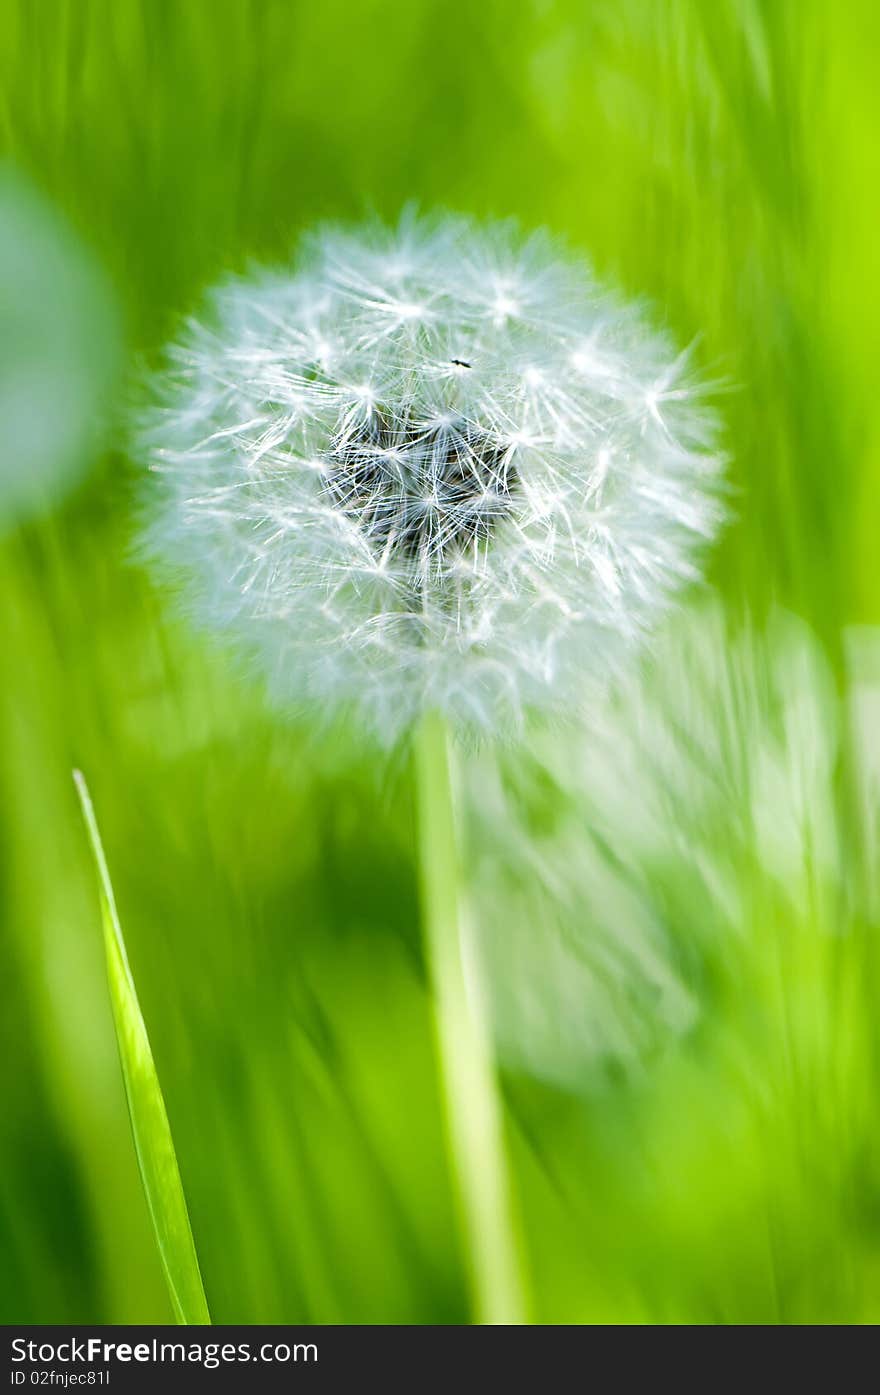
[414,711,527,1325]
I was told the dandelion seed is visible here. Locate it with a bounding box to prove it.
[138,214,726,743]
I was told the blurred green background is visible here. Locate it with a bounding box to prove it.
[2,0,880,1324]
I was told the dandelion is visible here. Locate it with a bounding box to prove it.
[138,213,726,1325]
[464,603,840,1094]
[139,213,724,745]
[0,169,119,529]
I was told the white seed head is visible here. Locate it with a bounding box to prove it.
[138,214,726,742]
[464,603,848,1089]
[0,169,119,529]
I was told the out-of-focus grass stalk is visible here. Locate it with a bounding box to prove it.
[414,712,527,1325]
[73,770,211,1326]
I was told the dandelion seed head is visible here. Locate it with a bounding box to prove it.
[466,603,848,1089]
[0,168,119,529]
[138,214,726,742]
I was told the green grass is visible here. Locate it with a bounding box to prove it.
[2,0,879,1324]
[73,770,210,1325]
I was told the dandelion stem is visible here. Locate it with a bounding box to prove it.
[414,710,528,1325]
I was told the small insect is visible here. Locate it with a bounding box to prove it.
[450,358,472,368]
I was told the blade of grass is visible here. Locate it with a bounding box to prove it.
[73,769,211,1325]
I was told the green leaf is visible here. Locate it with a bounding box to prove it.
[73,770,211,1325]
